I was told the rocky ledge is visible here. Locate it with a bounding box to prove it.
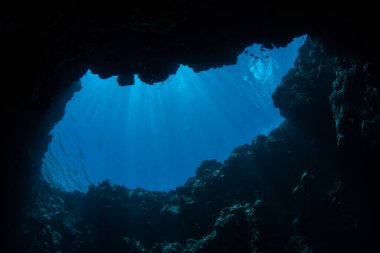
[20,38,380,253]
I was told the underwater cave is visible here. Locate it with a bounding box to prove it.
[1,3,380,253]
[42,37,305,192]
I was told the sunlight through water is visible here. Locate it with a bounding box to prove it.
[42,36,306,191]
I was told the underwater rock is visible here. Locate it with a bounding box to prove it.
[122,238,147,253]
[330,57,380,152]
[4,4,380,253]
[272,37,337,145]
[116,74,135,86]
[18,36,380,253]
[20,181,86,253]
[162,242,183,253]
[183,203,258,253]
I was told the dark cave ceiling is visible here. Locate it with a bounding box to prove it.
[1,2,380,252]
[2,3,378,110]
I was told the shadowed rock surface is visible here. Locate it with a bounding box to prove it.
[19,39,380,252]
[1,2,380,252]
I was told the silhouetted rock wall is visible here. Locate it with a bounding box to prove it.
[2,3,380,252]
[19,38,380,252]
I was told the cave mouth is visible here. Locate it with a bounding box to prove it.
[41,36,306,192]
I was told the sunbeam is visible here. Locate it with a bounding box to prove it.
[42,36,306,191]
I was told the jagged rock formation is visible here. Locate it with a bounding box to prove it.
[1,2,380,252]
[18,38,380,252]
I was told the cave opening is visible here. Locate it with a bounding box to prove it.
[41,36,306,192]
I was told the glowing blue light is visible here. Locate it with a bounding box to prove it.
[42,36,306,192]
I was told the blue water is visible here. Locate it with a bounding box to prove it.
[42,36,306,192]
